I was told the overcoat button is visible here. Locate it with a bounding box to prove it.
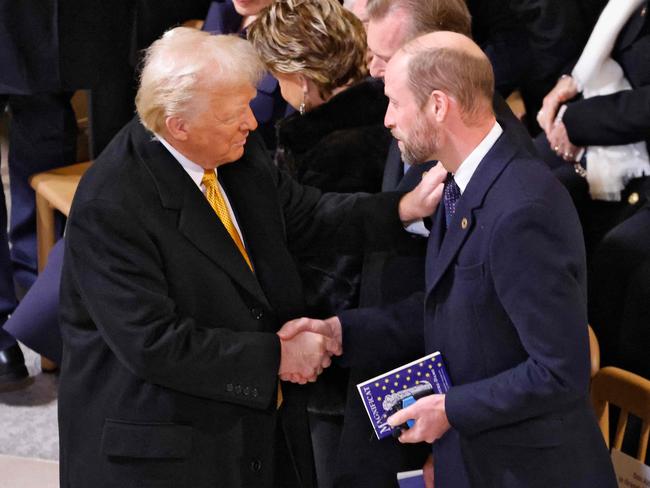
[250,459,262,472]
[226,383,234,392]
[461,217,468,229]
[243,386,250,396]
[628,192,640,205]
[235,384,242,395]
[252,388,259,398]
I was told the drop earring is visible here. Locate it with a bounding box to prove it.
[299,90,307,115]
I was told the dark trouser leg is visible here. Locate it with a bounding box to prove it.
[4,238,65,363]
[309,412,343,488]
[589,203,650,367]
[7,92,76,290]
[0,96,18,348]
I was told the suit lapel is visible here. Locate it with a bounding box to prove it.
[132,120,270,307]
[425,202,446,286]
[426,133,518,294]
[382,139,403,191]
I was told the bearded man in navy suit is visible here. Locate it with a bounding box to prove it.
[281,31,617,487]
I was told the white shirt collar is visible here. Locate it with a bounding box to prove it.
[154,133,246,242]
[155,133,216,189]
[453,121,503,194]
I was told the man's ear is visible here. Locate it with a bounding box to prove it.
[165,115,189,142]
[427,90,450,123]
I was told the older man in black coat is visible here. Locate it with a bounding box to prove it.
[58,28,438,487]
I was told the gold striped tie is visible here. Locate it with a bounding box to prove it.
[202,171,282,408]
[202,170,253,271]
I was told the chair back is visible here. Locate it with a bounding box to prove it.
[591,366,650,461]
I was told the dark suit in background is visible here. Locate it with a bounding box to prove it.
[532,1,650,370]
[0,0,213,369]
[339,129,616,487]
[0,0,76,365]
[58,118,402,487]
[59,0,212,157]
[468,0,600,133]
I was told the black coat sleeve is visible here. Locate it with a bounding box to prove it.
[563,86,650,146]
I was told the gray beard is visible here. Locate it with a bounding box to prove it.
[399,115,437,165]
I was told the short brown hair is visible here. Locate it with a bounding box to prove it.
[406,44,494,125]
[366,0,471,41]
[248,0,368,99]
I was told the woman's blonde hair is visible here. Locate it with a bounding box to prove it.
[248,0,368,100]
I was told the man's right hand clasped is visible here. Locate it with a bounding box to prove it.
[276,316,343,384]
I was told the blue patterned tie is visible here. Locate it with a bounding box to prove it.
[443,173,461,228]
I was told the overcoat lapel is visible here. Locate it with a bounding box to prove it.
[382,140,404,191]
[132,121,271,307]
[426,133,517,294]
[218,156,289,305]
[397,160,436,192]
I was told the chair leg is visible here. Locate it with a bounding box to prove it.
[41,356,58,373]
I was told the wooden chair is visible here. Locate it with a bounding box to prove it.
[29,161,91,371]
[591,366,650,461]
[506,90,526,121]
[589,324,600,378]
[30,161,91,272]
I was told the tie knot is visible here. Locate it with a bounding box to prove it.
[202,170,217,187]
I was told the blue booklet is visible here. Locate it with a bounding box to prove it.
[397,469,425,488]
[356,351,451,439]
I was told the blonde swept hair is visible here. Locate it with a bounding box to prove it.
[248,0,368,99]
[136,27,264,133]
[366,0,471,41]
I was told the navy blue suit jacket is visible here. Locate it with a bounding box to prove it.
[341,130,616,487]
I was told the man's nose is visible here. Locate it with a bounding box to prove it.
[242,106,258,131]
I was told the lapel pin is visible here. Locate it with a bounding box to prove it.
[461,217,468,230]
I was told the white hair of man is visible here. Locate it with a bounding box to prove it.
[136,27,264,133]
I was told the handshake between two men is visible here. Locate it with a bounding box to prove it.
[275,162,448,385]
[276,317,343,384]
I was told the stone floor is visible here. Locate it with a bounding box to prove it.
[0,345,59,461]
